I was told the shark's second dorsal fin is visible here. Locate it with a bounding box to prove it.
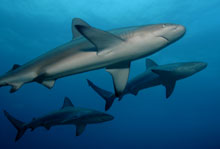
[8,64,21,72]
[74,18,125,55]
[61,97,74,109]
[146,59,158,69]
[72,18,90,39]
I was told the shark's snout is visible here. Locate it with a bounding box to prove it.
[102,114,114,121]
[175,25,186,36]
[195,62,208,71]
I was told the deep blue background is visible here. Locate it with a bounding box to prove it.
[0,0,220,148]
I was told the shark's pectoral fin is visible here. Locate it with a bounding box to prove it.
[106,61,130,97]
[151,69,176,98]
[72,18,90,39]
[74,19,125,55]
[145,59,158,69]
[151,69,174,78]
[76,124,87,136]
[163,80,176,98]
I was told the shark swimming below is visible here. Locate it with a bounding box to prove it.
[4,97,114,141]
[0,18,185,95]
[87,59,207,111]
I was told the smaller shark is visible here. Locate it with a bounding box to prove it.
[4,97,114,141]
[87,59,207,111]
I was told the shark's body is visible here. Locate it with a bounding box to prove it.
[4,97,114,141]
[0,18,185,95]
[87,59,207,110]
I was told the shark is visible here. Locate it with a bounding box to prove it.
[87,59,207,110]
[0,18,185,95]
[4,97,114,141]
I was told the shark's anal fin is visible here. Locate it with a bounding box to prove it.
[72,18,90,39]
[146,59,158,69]
[76,124,87,136]
[75,19,125,55]
[106,61,130,97]
[151,69,176,98]
[61,97,74,109]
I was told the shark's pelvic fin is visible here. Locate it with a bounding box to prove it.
[87,79,116,111]
[9,83,23,93]
[146,59,158,69]
[72,18,90,39]
[106,61,130,97]
[3,110,27,142]
[44,125,51,130]
[76,124,86,136]
[151,69,176,98]
[130,88,139,96]
[41,80,55,89]
[61,97,74,109]
[75,19,125,55]
[34,74,56,89]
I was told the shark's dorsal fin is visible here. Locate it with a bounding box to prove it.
[12,64,21,70]
[76,124,87,136]
[146,59,158,69]
[72,18,90,39]
[106,61,130,97]
[75,19,125,55]
[61,97,74,109]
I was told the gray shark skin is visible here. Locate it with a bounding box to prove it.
[3,97,114,141]
[87,59,207,111]
[0,18,185,95]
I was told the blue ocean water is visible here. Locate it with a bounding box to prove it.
[0,0,220,148]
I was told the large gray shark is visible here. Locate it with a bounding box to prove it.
[0,18,185,95]
[87,59,207,110]
[4,97,114,141]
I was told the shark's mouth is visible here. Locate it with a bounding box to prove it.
[160,35,169,42]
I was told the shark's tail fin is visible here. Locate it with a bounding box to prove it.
[3,110,27,142]
[87,79,116,111]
